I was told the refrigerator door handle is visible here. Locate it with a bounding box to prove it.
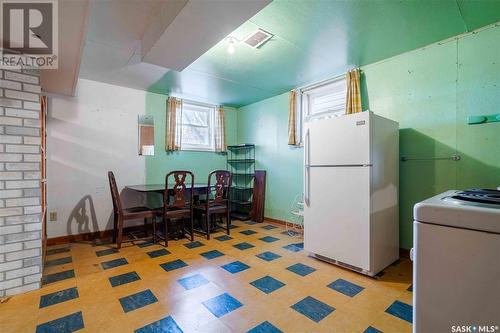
[305,128,310,206]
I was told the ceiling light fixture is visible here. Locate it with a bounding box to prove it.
[227,37,236,55]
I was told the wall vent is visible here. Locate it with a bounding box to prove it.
[243,29,273,48]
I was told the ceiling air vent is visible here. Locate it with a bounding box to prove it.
[243,29,273,48]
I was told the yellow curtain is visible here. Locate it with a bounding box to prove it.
[215,106,226,152]
[346,68,362,114]
[166,97,182,151]
[287,90,297,145]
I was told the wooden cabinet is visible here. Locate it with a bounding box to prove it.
[252,170,266,223]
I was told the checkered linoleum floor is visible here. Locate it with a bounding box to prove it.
[1,220,413,333]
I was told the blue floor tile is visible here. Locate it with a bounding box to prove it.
[281,231,299,237]
[291,296,335,323]
[215,235,233,241]
[137,241,155,248]
[36,311,84,333]
[261,225,277,230]
[101,258,128,270]
[46,247,70,255]
[240,230,257,235]
[247,321,283,333]
[250,276,285,294]
[184,241,205,249]
[364,326,383,333]
[135,315,183,333]
[286,263,316,277]
[96,248,119,257]
[109,271,141,287]
[256,251,282,262]
[259,236,279,243]
[327,278,365,297]
[385,300,413,323]
[45,256,72,267]
[177,274,209,290]
[233,242,255,250]
[282,243,303,252]
[407,284,413,292]
[200,250,224,260]
[202,293,243,318]
[39,287,79,308]
[119,289,158,313]
[160,259,188,272]
[42,270,75,284]
[147,249,170,258]
[244,221,257,225]
[221,261,250,274]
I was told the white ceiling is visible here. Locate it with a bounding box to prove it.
[78,0,271,94]
[41,0,90,96]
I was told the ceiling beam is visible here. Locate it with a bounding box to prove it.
[141,0,271,71]
[41,0,90,96]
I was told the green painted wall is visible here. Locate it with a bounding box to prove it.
[237,24,500,249]
[237,93,304,220]
[144,92,238,185]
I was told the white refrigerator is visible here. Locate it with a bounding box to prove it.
[304,111,399,276]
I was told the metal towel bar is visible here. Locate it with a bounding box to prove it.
[400,154,461,162]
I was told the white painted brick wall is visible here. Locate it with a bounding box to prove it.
[0,69,42,297]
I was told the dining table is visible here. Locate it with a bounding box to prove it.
[126,183,215,240]
[126,183,212,196]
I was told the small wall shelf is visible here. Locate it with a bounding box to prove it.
[227,144,255,221]
[467,114,500,125]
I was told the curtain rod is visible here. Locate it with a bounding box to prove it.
[168,95,219,108]
[297,68,360,92]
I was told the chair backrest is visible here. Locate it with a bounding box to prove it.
[206,170,232,206]
[165,170,195,210]
[108,171,122,215]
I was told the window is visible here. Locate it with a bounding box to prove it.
[295,76,347,145]
[302,76,347,121]
[180,101,216,151]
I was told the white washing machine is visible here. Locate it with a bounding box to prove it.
[413,189,500,333]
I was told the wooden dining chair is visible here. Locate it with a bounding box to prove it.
[194,170,232,240]
[108,171,156,249]
[156,170,195,247]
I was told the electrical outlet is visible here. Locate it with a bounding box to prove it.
[49,212,57,221]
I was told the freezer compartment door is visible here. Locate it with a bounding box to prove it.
[304,166,371,271]
[305,112,370,166]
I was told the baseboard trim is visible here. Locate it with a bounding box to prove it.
[263,217,285,225]
[46,225,145,246]
[399,248,411,259]
[264,217,291,226]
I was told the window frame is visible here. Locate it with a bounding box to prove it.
[296,75,347,146]
[179,100,217,152]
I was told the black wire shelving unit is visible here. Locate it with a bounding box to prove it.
[227,144,255,221]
